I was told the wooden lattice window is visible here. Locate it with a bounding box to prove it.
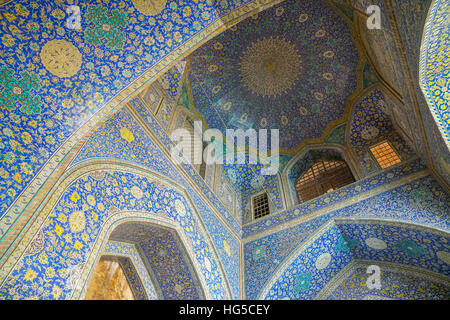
[369,140,401,169]
[296,160,355,204]
[253,193,270,220]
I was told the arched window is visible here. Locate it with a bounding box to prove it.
[295,160,355,204]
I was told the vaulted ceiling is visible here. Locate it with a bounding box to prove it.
[187,0,360,153]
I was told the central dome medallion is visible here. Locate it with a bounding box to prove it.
[239,37,301,97]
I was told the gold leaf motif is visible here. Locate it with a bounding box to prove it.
[40,40,82,78]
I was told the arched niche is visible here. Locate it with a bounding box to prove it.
[83,219,206,300]
[0,161,232,300]
[282,145,361,208]
[419,0,450,145]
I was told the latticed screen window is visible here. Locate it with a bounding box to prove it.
[369,141,401,169]
[253,193,270,220]
[296,160,355,204]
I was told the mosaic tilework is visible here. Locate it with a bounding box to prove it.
[215,169,236,214]
[390,0,449,145]
[103,240,158,300]
[355,0,407,98]
[361,62,379,89]
[0,0,270,220]
[186,189,241,299]
[416,0,450,186]
[260,220,450,299]
[109,223,203,300]
[324,123,346,145]
[160,62,185,103]
[262,224,353,299]
[188,0,360,151]
[116,257,148,300]
[353,0,428,168]
[0,169,228,300]
[136,65,183,130]
[244,173,450,299]
[222,155,285,223]
[70,106,241,298]
[244,157,428,237]
[349,88,416,175]
[138,84,162,114]
[336,222,450,276]
[286,148,347,205]
[326,263,450,300]
[128,97,242,233]
[421,106,450,183]
[390,0,450,186]
[240,173,284,224]
[419,0,449,141]
[0,0,204,217]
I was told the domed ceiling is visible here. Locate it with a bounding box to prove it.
[188,0,360,152]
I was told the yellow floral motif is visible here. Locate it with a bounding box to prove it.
[51,8,65,19]
[45,267,55,278]
[52,285,62,299]
[3,12,17,21]
[62,99,74,109]
[70,191,80,203]
[0,167,10,179]
[21,132,32,144]
[120,127,135,143]
[24,269,38,281]
[92,210,98,222]
[73,241,83,250]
